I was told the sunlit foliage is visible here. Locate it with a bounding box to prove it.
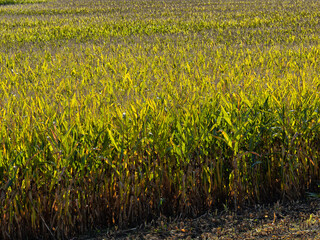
[1,0,320,238]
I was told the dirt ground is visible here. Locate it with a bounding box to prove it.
[78,198,320,240]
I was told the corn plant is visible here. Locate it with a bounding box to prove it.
[0,0,320,239]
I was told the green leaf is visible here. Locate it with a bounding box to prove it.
[220,130,233,149]
[107,129,119,151]
[221,106,232,127]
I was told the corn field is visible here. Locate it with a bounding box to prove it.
[1,0,320,238]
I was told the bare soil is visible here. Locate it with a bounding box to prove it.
[78,199,320,240]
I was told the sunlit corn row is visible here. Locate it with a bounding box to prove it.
[1,0,320,239]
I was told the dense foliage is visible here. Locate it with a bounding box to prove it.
[1,0,320,238]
